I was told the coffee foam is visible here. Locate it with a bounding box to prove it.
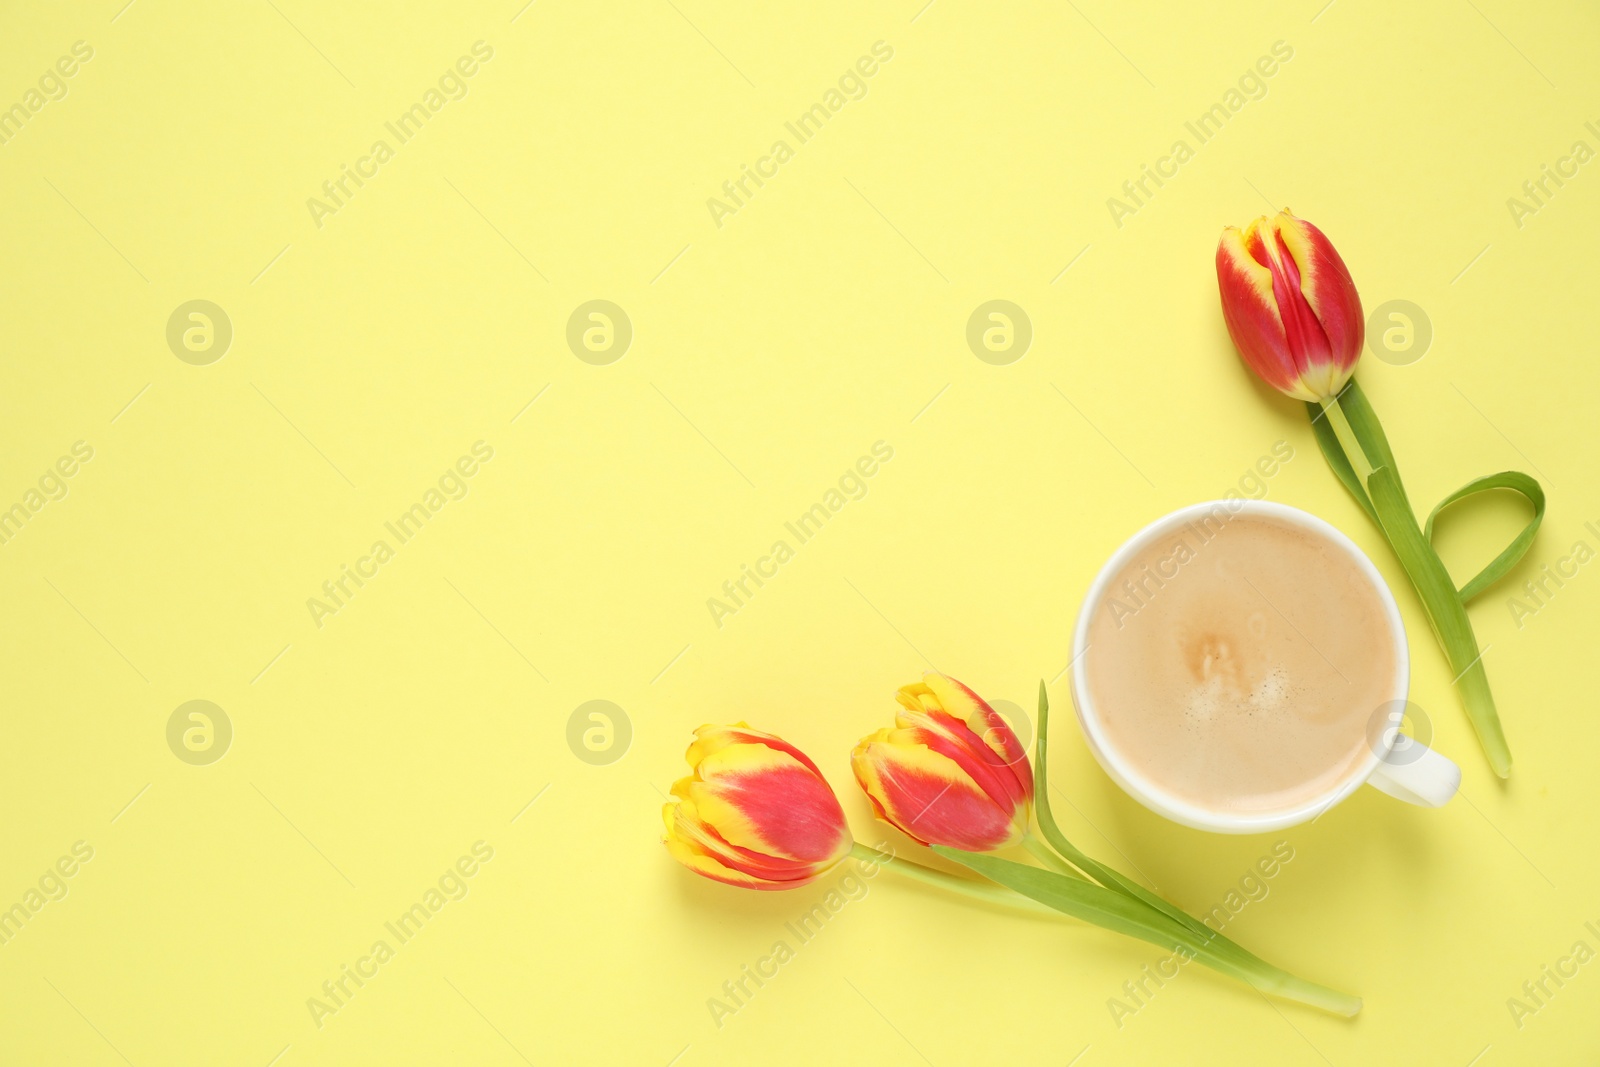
[1083,513,1397,816]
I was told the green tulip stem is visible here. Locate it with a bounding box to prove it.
[1314,383,1512,777]
[1015,681,1363,1016]
[847,841,1059,916]
[1023,833,1088,879]
[1317,395,1374,481]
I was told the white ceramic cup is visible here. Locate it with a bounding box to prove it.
[1069,499,1461,834]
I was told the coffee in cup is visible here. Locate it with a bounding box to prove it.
[1070,500,1459,833]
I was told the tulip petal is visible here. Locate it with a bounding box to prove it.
[681,742,851,865]
[662,722,853,891]
[892,716,1029,819]
[686,723,830,781]
[852,737,1022,851]
[1257,222,1335,387]
[920,674,1032,793]
[1218,227,1311,399]
[667,791,832,882]
[894,677,1031,814]
[663,822,802,891]
[1217,212,1364,402]
[1277,213,1363,394]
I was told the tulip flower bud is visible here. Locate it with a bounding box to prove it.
[1216,210,1364,402]
[852,674,1032,852]
[663,723,853,890]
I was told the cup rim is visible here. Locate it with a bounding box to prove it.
[1068,498,1410,834]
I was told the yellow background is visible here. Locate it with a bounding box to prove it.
[1,0,1596,1063]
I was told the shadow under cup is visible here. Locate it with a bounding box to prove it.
[1069,500,1411,834]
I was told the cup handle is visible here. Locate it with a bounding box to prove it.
[1365,734,1461,807]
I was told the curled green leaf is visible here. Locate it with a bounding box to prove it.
[1424,471,1545,604]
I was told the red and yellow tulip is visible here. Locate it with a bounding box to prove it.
[1215,209,1364,402]
[658,684,1363,1015]
[1215,208,1528,779]
[851,674,1032,852]
[663,723,852,890]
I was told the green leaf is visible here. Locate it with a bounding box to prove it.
[1307,378,1411,522]
[1423,471,1545,604]
[933,845,1362,1016]
[1340,379,1413,511]
[1307,398,1378,525]
[1363,463,1512,775]
[933,846,1201,953]
[1032,684,1290,975]
[1033,683,1218,942]
[1314,382,1514,776]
